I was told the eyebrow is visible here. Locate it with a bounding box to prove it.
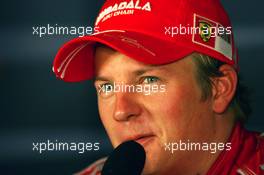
[132,67,157,76]
[94,76,110,82]
[94,66,163,83]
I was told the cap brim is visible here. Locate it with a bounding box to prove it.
[53,30,193,82]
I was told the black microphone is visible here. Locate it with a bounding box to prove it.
[102,140,146,175]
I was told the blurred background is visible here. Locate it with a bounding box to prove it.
[0,0,264,174]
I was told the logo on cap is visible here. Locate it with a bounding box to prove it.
[199,21,212,42]
[193,14,233,61]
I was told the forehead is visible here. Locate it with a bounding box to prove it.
[94,46,196,78]
[95,46,154,71]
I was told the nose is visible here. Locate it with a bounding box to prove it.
[113,92,141,122]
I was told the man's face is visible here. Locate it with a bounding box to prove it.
[94,47,216,175]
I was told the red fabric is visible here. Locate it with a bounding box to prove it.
[53,0,237,82]
[206,123,264,175]
[74,157,106,175]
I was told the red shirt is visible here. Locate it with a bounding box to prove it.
[75,123,264,175]
[207,123,264,175]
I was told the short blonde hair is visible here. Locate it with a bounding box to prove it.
[191,52,251,123]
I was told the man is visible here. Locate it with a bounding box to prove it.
[52,0,264,174]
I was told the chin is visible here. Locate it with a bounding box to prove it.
[141,142,164,175]
[141,163,156,175]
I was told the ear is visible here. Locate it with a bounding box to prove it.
[211,64,238,114]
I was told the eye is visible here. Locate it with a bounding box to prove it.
[142,76,159,84]
[101,83,113,92]
[96,82,114,98]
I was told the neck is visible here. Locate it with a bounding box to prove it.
[193,112,236,175]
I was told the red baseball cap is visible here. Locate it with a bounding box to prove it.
[53,0,238,82]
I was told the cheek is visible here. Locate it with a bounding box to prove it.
[150,83,196,116]
[144,83,202,141]
[98,100,109,126]
[98,99,119,146]
[158,84,213,142]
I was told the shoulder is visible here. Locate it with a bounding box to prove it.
[74,157,107,175]
[243,129,264,159]
[237,130,264,174]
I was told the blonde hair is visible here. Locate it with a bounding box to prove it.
[192,52,251,123]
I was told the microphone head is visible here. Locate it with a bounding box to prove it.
[102,140,146,175]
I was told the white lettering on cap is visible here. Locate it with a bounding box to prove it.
[95,0,152,25]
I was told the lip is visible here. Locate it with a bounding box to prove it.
[135,135,155,147]
[123,134,155,147]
